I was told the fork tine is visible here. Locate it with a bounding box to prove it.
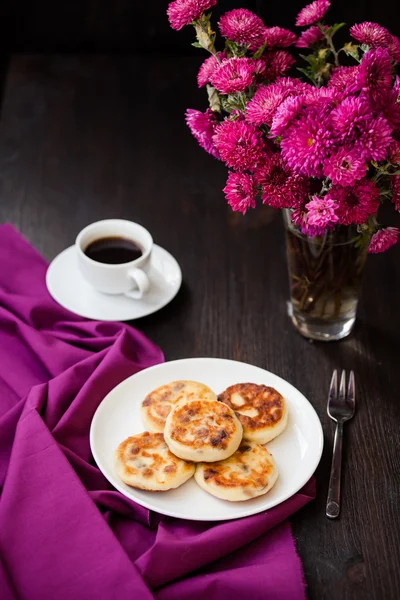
[347,370,355,408]
[339,370,346,403]
[327,370,338,412]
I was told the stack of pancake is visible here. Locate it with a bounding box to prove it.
[115,380,288,502]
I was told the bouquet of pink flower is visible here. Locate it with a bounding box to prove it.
[168,0,400,254]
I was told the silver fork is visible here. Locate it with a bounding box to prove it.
[326,369,355,519]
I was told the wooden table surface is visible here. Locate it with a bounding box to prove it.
[1,55,399,600]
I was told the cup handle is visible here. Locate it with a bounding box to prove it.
[125,268,150,299]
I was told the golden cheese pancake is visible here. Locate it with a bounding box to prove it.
[218,383,288,444]
[195,442,278,501]
[115,432,195,491]
[141,380,217,433]
[164,399,243,462]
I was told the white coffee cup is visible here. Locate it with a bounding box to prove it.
[76,219,152,299]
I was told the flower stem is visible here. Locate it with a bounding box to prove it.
[327,37,339,66]
[318,22,339,66]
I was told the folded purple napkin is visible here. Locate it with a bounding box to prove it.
[0,224,315,600]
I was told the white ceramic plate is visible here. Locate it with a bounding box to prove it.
[90,358,323,521]
[46,244,182,321]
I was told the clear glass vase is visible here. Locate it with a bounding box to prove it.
[283,210,370,341]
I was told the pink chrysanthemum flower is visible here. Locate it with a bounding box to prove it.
[327,179,380,225]
[274,77,311,93]
[331,96,392,162]
[210,57,254,94]
[349,23,400,62]
[246,84,290,126]
[280,109,334,178]
[394,75,400,97]
[330,96,373,140]
[218,8,266,50]
[362,117,393,161]
[185,109,220,159]
[389,141,400,165]
[264,27,297,48]
[223,171,257,214]
[197,53,225,87]
[296,26,324,48]
[356,47,393,104]
[304,87,338,104]
[270,96,304,136]
[328,66,359,92]
[167,0,216,31]
[213,119,264,171]
[302,86,340,117]
[253,59,267,75]
[291,207,327,237]
[350,22,390,47]
[305,196,339,229]
[323,148,366,186]
[296,0,330,27]
[290,207,307,232]
[255,154,309,209]
[387,35,400,63]
[262,50,295,81]
[391,175,400,211]
[375,89,400,130]
[368,227,399,253]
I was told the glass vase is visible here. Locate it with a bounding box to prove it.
[283,210,370,341]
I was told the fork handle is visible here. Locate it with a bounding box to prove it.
[326,422,343,519]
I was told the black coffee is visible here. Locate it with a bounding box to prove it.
[84,237,143,264]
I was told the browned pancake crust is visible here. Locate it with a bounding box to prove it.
[201,443,274,490]
[218,383,284,431]
[142,382,187,430]
[115,432,193,487]
[169,400,237,450]
[142,381,215,431]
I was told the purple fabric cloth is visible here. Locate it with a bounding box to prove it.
[0,224,315,600]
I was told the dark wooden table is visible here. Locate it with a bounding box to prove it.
[1,55,399,600]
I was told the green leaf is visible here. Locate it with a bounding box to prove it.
[221,97,241,112]
[316,63,331,78]
[356,229,373,250]
[330,22,346,37]
[297,67,317,84]
[206,85,221,112]
[309,56,321,69]
[194,22,215,52]
[235,46,249,58]
[317,48,329,61]
[191,42,203,48]
[299,53,314,65]
[224,39,247,57]
[299,52,329,73]
[220,97,232,112]
[343,42,359,61]
[253,42,266,60]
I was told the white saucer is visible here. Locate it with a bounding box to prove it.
[46,244,182,321]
